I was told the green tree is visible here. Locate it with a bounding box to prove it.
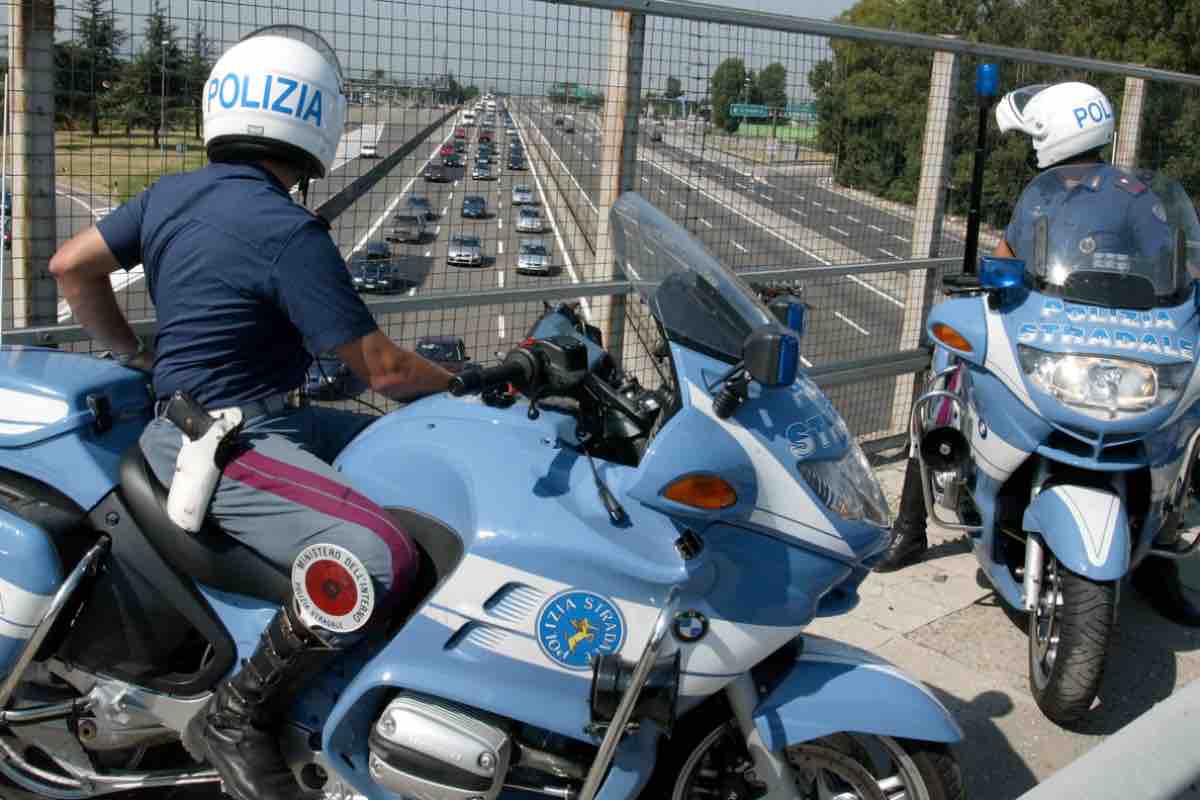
[665,75,683,99]
[185,21,215,139]
[757,62,788,110]
[711,57,747,133]
[58,0,129,134]
[105,1,183,148]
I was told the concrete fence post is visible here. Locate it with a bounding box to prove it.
[594,10,645,366]
[1113,76,1146,170]
[890,44,959,435]
[8,0,59,330]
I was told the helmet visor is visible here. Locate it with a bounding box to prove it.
[241,24,344,91]
[996,83,1051,135]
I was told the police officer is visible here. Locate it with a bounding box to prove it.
[49,32,452,800]
[879,81,1120,571]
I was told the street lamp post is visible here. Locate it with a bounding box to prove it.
[160,39,169,158]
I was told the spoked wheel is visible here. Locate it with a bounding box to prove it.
[1028,555,1116,725]
[644,710,963,800]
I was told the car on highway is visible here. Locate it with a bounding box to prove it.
[424,164,451,182]
[461,110,476,126]
[516,240,552,275]
[447,233,483,267]
[478,129,494,144]
[553,115,564,127]
[415,335,472,373]
[362,262,416,294]
[361,142,379,158]
[516,206,544,233]
[304,351,367,401]
[461,195,488,218]
[472,163,495,181]
[405,195,436,220]
[650,127,663,142]
[454,139,467,153]
[563,115,576,132]
[348,241,394,290]
[386,213,427,244]
[442,153,463,168]
[508,156,526,171]
[454,127,467,140]
[475,153,491,166]
[439,143,455,158]
[511,184,534,205]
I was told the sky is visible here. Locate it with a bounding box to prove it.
[11,0,858,102]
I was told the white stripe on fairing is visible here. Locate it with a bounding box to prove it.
[0,575,54,639]
[968,405,1029,481]
[0,423,41,435]
[983,296,1038,413]
[1050,486,1119,566]
[686,382,851,557]
[0,388,69,426]
[421,554,803,685]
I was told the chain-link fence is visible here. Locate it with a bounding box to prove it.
[3,0,1199,444]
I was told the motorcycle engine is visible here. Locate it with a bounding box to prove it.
[367,693,511,800]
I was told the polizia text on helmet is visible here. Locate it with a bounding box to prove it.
[206,73,326,128]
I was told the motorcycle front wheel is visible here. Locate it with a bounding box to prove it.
[642,706,963,800]
[1028,556,1117,724]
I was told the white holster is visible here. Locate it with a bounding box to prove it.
[166,407,244,532]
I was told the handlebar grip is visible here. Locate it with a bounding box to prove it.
[449,358,531,396]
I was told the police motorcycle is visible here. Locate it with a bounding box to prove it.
[0,193,963,800]
[910,72,1200,725]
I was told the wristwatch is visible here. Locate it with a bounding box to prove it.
[117,336,150,367]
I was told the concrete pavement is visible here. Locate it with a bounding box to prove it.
[808,449,1200,799]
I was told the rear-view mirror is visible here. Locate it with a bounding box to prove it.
[743,327,799,388]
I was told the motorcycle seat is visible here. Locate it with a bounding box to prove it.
[118,445,291,604]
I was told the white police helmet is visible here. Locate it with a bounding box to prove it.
[995,82,1114,169]
[203,28,346,179]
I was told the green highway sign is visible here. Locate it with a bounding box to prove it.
[729,103,769,118]
[785,101,817,121]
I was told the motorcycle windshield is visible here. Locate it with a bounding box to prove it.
[610,192,777,364]
[1011,165,1200,309]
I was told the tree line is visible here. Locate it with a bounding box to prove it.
[55,0,210,147]
[807,0,1200,229]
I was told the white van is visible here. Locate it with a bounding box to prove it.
[462,110,477,126]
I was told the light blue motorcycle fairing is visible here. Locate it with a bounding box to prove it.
[753,635,962,748]
[0,347,151,510]
[927,296,988,365]
[0,508,63,678]
[1022,485,1131,581]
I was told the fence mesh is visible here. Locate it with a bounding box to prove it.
[3,0,1197,441]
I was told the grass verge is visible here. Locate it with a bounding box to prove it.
[56,128,207,203]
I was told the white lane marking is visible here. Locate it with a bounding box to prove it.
[527,120,598,215]
[408,286,417,296]
[441,206,448,216]
[846,275,903,308]
[759,192,773,201]
[847,215,861,224]
[791,207,807,217]
[800,356,813,367]
[513,113,588,317]
[424,249,432,257]
[812,200,823,208]
[699,217,713,229]
[869,224,884,232]
[675,201,686,209]
[658,189,667,196]
[592,162,598,169]
[829,225,849,237]
[434,226,441,236]
[827,208,838,215]
[498,241,504,255]
[56,186,105,219]
[892,234,910,242]
[497,270,505,287]
[834,311,871,336]
[497,314,506,339]
[641,176,650,184]
[348,121,456,257]
[732,240,747,253]
[498,218,503,229]
[879,248,902,260]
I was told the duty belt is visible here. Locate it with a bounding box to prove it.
[155,392,291,423]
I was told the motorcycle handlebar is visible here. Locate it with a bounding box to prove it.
[449,355,534,396]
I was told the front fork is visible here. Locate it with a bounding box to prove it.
[726,673,799,798]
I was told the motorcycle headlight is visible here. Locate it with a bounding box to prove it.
[796,439,891,528]
[1017,345,1191,419]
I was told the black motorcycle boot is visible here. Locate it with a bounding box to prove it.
[875,458,929,573]
[1134,513,1200,627]
[185,601,342,800]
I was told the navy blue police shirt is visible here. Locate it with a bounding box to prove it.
[97,162,378,408]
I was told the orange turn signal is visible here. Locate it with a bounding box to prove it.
[662,475,738,510]
[931,323,972,353]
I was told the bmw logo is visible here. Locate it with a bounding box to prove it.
[536,590,626,671]
[672,611,709,643]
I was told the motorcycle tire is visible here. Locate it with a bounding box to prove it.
[1028,558,1116,725]
[1132,556,1200,628]
[641,702,963,800]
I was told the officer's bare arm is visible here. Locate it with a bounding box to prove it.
[338,330,453,402]
[49,227,148,363]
